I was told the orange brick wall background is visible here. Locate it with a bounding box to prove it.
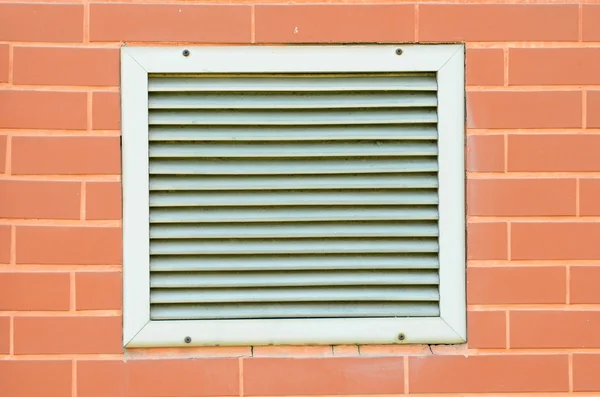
[1,1,600,396]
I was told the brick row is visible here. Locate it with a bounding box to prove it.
[469,135,600,172]
[1,4,599,44]
[0,272,121,311]
[2,354,598,395]
[469,222,600,260]
[0,180,120,219]
[0,93,120,131]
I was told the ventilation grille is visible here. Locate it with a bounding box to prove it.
[148,73,440,321]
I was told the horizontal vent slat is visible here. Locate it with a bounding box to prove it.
[148,108,437,125]
[149,173,438,191]
[150,302,440,319]
[150,270,439,288]
[149,238,438,255]
[148,74,437,92]
[149,157,438,175]
[150,254,440,271]
[150,221,438,239]
[149,142,437,158]
[149,92,437,110]
[150,286,439,304]
[148,125,438,141]
[150,206,438,223]
[149,190,438,207]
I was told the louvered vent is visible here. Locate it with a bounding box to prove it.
[147,73,441,321]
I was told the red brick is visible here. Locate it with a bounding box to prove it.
[16,226,122,265]
[0,91,86,130]
[0,226,9,264]
[571,267,600,304]
[467,135,504,172]
[0,317,8,354]
[466,49,504,87]
[508,135,600,172]
[14,316,122,354]
[512,223,600,260]
[587,91,600,128]
[510,48,600,85]
[467,223,508,260]
[255,5,414,43]
[573,354,600,391]
[580,178,600,216]
[583,5,600,42]
[0,4,83,42]
[78,359,239,397]
[409,355,568,393]
[468,91,582,129]
[76,272,122,310]
[91,4,250,42]
[420,5,578,42]
[0,273,70,311]
[12,137,120,175]
[0,44,8,83]
[467,311,506,349]
[92,92,120,130]
[468,179,576,216]
[78,360,124,397]
[0,135,6,173]
[14,47,119,86]
[0,361,72,397]
[86,182,121,220]
[511,311,600,348]
[0,181,80,219]
[468,267,566,304]
[244,357,404,395]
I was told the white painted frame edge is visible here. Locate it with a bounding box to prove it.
[121,45,466,348]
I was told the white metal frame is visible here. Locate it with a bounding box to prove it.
[121,45,466,347]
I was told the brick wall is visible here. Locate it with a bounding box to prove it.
[0,1,599,396]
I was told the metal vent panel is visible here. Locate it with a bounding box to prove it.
[148,72,440,321]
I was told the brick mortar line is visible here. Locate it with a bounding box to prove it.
[582,90,588,129]
[468,260,600,265]
[569,353,574,392]
[566,265,571,305]
[503,48,508,86]
[0,265,122,271]
[505,310,510,349]
[468,216,600,222]
[70,272,77,312]
[1,131,121,137]
[578,4,584,43]
[467,131,600,135]
[0,84,119,92]
[0,219,121,226]
[0,350,596,361]
[1,310,121,316]
[7,43,13,84]
[4,135,10,174]
[470,304,600,310]
[250,5,255,44]
[469,172,600,178]
[2,175,121,181]
[2,41,600,48]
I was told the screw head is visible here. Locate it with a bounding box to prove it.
[182,49,190,57]
[398,333,406,341]
[184,336,192,343]
[395,48,403,56]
